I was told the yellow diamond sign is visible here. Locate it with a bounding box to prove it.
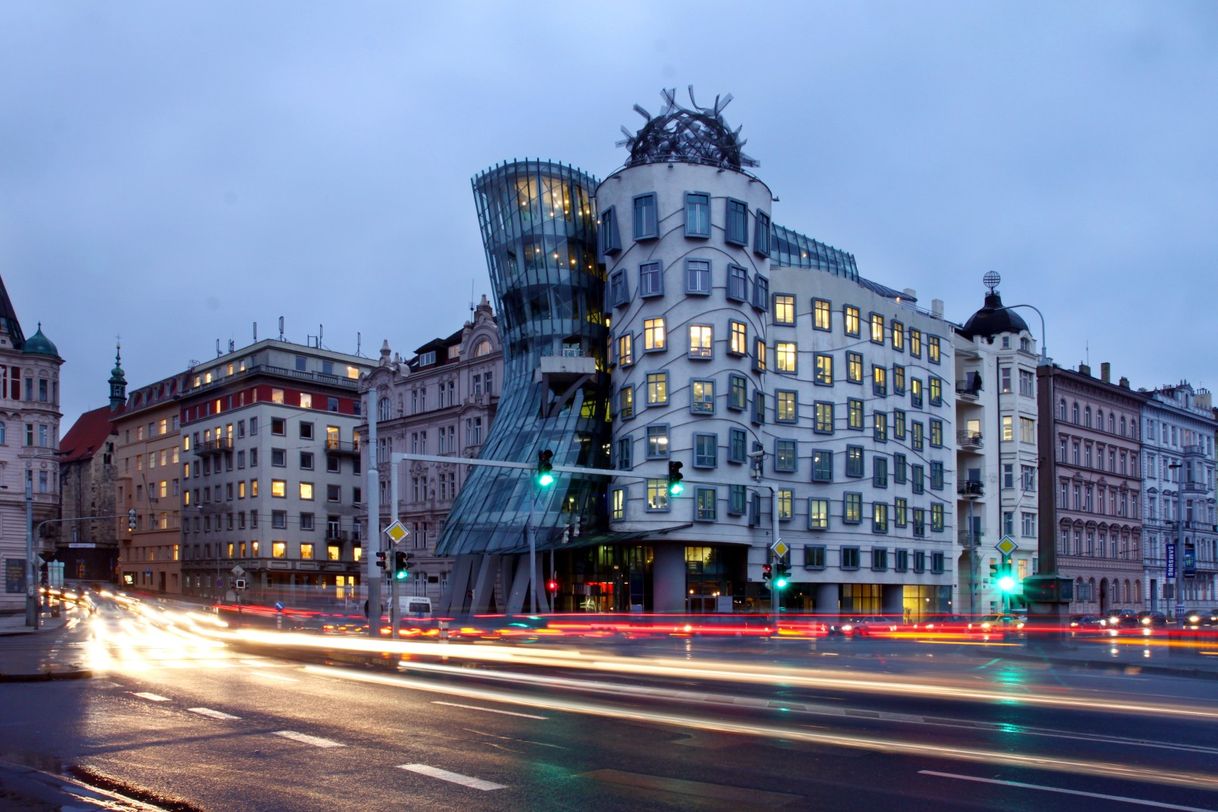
[384,520,409,544]
[772,539,789,558]
[995,536,1018,556]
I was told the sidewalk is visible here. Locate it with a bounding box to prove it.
[0,605,93,682]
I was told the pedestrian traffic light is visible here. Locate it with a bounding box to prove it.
[127,508,137,531]
[762,563,772,580]
[536,449,555,487]
[375,551,387,570]
[667,460,685,496]
[393,551,413,581]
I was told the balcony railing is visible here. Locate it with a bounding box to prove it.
[194,437,233,456]
[325,439,361,457]
[957,430,983,451]
[957,480,985,497]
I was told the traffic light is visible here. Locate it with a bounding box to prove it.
[375,551,387,570]
[774,563,791,590]
[127,508,137,531]
[762,563,772,580]
[393,551,414,581]
[536,449,555,487]
[996,572,1019,594]
[547,578,558,593]
[667,460,685,496]
[988,559,998,581]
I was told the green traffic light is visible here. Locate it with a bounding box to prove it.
[774,575,789,589]
[537,471,555,487]
[395,569,409,581]
[668,481,684,496]
[997,574,1017,593]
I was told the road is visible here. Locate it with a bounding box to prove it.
[2,597,1216,811]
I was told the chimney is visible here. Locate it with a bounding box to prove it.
[1078,362,1091,377]
[931,298,944,319]
[1101,362,1111,383]
[1119,376,1130,389]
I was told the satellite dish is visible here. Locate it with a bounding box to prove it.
[983,271,1001,293]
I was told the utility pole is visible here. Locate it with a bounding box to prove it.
[366,387,381,638]
[26,475,38,629]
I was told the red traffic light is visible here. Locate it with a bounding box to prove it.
[547,579,558,592]
[762,563,772,580]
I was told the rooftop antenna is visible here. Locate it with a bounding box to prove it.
[1085,340,1090,366]
[228,339,235,353]
[319,324,323,349]
[356,331,362,356]
[253,322,258,342]
[216,338,221,357]
[278,316,285,341]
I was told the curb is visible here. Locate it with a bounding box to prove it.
[0,668,93,683]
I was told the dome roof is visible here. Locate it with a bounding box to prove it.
[619,87,757,170]
[22,323,59,358]
[959,292,1028,340]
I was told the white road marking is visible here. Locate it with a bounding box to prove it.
[273,730,346,748]
[133,692,169,702]
[189,707,241,721]
[398,763,506,791]
[918,770,1214,811]
[432,701,547,720]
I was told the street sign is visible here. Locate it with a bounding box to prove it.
[384,520,409,544]
[234,579,246,590]
[771,539,789,558]
[231,565,246,577]
[1166,542,1176,579]
[995,536,1018,557]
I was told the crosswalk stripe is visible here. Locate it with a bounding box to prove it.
[133,692,169,702]
[273,730,346,748]
[189,707,241,721]
[398,763,506,791]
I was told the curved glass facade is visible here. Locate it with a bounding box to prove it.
[437,160,611,556]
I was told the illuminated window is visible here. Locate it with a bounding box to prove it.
[300,543,315,560]
[928,335,941,364]
[617,333,634,367]
[848,399,864,430]
[753,338,767,372]
[611,489,625,520]
[299,482,314,501]
[777,489,793,520]
[815,354,833,385]
[646,479,670,511]
[646,372,668,406]
[729,320,747,355]
[892,321,904,351]
[271,388,285,404]
[643,318,666,352]
[843,493,862,524]
[776,390,797,423]
[910,329,922,358]
[689,325,713,359]
[272,541,287,559]
[773,294,795,325]
[238,481,246,499]
[814,298,831,331]
[873,365,887,397]
[869,313,884,344]
[646,425,669,459]
[815,401,834,434]
[808,499,829,530]
[844,306,860,337]
[271,479,286,498]
[619,386,634,419]
[776,342,796,374]
[691,380,715,415]
[250,479,259,497]
[300,393,313,409]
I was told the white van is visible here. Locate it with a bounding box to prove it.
[399,596,432,618]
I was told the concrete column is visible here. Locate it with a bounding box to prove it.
[652,544,686,613]
[814,583,839,616]
[882,584,904,618]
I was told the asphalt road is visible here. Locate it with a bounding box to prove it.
[1,599,1216,811]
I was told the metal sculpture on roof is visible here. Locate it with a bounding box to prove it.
[618,86,758,170]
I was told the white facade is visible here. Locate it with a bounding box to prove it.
[599,161,955,617]
[1141,383,1217,612]
[952,300,1040,616]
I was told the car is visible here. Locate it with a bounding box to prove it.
[970,614,1025,633]
[1179,609,1218,629]
[1101,609,1139,628]
[1137,610,1167,628]
[1069,614,1104,630]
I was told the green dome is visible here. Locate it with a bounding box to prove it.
[22,323,59,358]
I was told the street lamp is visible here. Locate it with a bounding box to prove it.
[25,475,39,629]
[1168,461,1185,623]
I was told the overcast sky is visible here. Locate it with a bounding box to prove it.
[2,1,1215,427]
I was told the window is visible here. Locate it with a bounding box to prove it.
[894,548,909,571]
[930,461,944,490]
[646,372,668,406]
[646,479,670,511]
[619,385,634,419]
[609,269,629,306]
[272,417,286,436]
[1001,415,1014,442]
[729,428,747,463]
[777,489,793,520]
[751,275,769,311]
[1022,465,1036,492]
[725,199,748,245]
[776,390,797,423]
[615,437,632,470]
[694,434,718,468]
[639,261,664,297]
[813,298,831,331]
[599,206,621,256]
[695,487,717,521]
[271,479,287,498]
[611,489,625,520]
[928,376,942,405]
[812,449,833,482]
[1021,511,1037,537]
[753,210,771,256]
[910,378,923,408]
[729,320,747,355]
[873,411,888,442]
[729,484,747,516]
[928,335,941,364]
[910,328,922,358]
[691,380,715,415]
[685,192,710,237]
[1020,416,1036,444]
[753,338,767,372]
[929,418,943,447]
[728,374,747,410]
[869,313,884,344]
[686,259,711,294]
[912,549,926,571]
[272,448,287,467]
[1019,369,1035,397]
[617,333,634,367]
[814,401,834,434]
[299,482,314,501]
[774,439,797,473]
[299,422,314,441]
[689,325,713,359]
[300,451,314,470]
[891,321,904,351]
[846,352,863,383]
[841,545,861,568]
[326,484,340,501]
[633,193,657,239]
[893,365,906,395]
[872,365,887,397]
[873,456,888,488]
[643,317,666,352]
[646,426,669,459]
[808,501,829,531]
[774,293,795,325]
[913,510,926,538]
[846,445,864,478]
[751,391,766,424]
[894,498,908,527]
[843,305,860,337]
[930,551,944,574]
[847,398,864,430]
[727,264,748,302]
[775,341,796,373]
[272,510,287,529]
[814,353,833,385]
[872,504,889,535]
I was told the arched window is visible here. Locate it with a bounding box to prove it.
[473,338,493,357]
[1072,402,1080,423]
[1084,406,1091,427]
[1108,414,1115,433]
[1096,409,1104,428]
[378,397,391,421]
[1059,398,1067,420]
[1120,416,1127,436]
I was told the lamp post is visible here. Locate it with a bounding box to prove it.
[1169,461,1185,623]
[25,475,38,629]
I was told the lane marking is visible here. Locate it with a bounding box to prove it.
[463,727,565,750]
[432,701,547,720]
[189,707,241,721]
[133,692,169,702]
[918,770,1214,811]
[273,730,345,748]
[397,763,506,791]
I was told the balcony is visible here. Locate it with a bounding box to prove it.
[957,480,985,498]
[1182,480,1211,495]
[194,437,233,457]
[325,439,361,458]
[957,430,983,451]
[956,374,982,401]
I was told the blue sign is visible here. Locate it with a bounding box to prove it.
[274,601,284,612]
[1166,542,1176,578]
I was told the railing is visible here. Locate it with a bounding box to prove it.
[188,362,361,396]
[957,480,984,497]
[194,437,233,455]
[957,430,983,450]
[325,439,360,455]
